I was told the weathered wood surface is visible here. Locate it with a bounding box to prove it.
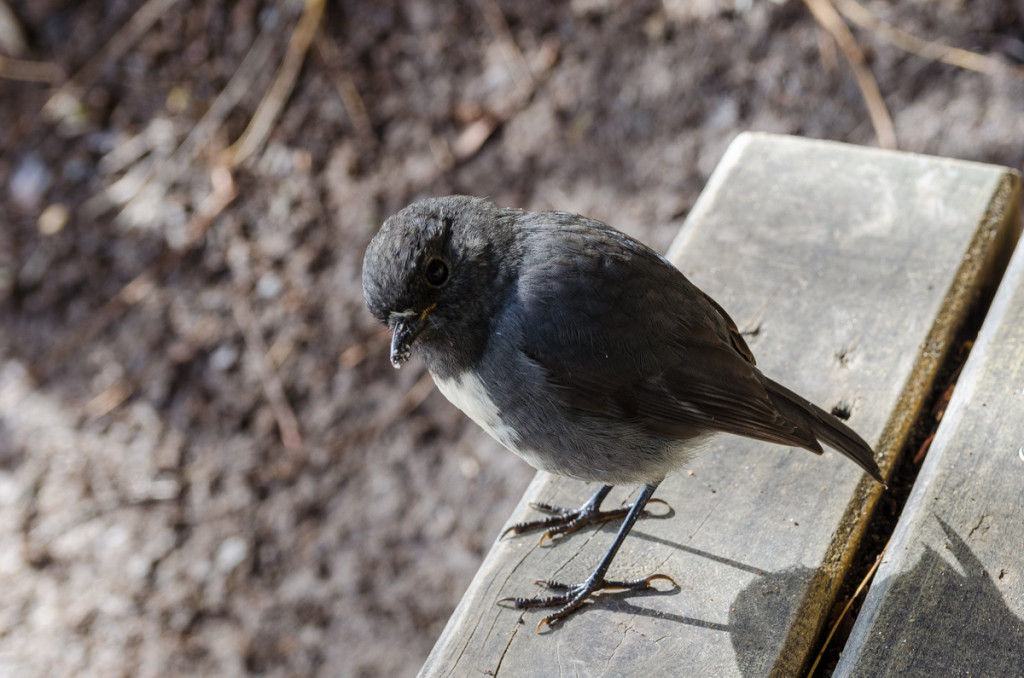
[420,133,1022,678]
[835,191,1024,677]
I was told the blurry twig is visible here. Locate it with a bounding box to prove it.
[0,0,27,55]
[340,330,435,414]
[0,55,63,82]
[814,19,839,74]
[223,0,325,166]
[84,378,134,421]
[804,0,897,150]
[231,295,304,457]
[450,114,503,163]
[188,162,238,241]
[43,0,183,121]
[835,0,1024,80]
[398,372,437,417]
[84,30,275,219]
[0,1,63,82]
[449,0,545,163]
[332,369,437,460]
[44,165,236,380]
[339,327,389,369]
[444,1,559,164]
[314,31,376,150]
[474,0,533,91]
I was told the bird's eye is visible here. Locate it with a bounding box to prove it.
[425,258,449,287]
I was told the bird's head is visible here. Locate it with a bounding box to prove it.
[362,195,517,371]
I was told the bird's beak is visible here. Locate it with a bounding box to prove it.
[388,304,435,368]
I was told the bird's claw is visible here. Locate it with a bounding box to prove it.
[498,572,675,631]
[501,498,669,541]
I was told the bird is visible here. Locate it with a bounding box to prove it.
[362,195,885,630]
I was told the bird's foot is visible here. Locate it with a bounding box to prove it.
[499,573,675,631]
[501,497,668,542]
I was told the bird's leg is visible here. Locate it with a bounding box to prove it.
[499,483,675,630]
[502,483,666,541]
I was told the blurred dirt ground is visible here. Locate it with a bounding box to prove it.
[0,0,1021,676]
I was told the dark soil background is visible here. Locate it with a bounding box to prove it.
[1,1,1021,676]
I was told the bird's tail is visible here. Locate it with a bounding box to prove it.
[761,374,885,486]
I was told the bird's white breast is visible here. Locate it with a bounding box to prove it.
[433,371,522,452]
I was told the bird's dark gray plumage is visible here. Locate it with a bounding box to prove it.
[362,195,884,628]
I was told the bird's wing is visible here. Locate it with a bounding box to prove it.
[513,219,821,452]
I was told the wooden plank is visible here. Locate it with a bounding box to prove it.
[835,192,1024,676]
[420,133,1022,678]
